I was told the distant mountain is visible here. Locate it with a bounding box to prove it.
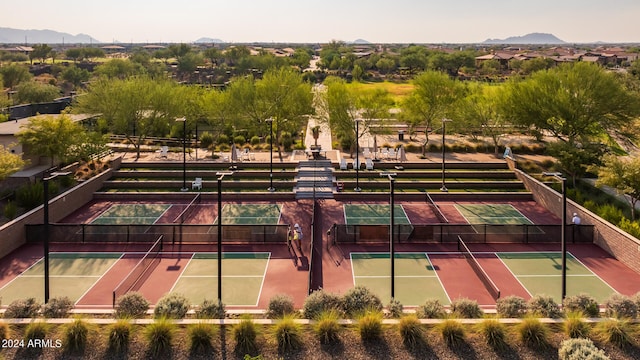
[0,27,99,44]
[352,39,371,44]
[194,37,224,44]
[483,33,565,45]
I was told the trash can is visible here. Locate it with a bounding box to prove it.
[398,130,404,141]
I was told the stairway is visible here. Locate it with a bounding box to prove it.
[294,160,334,199]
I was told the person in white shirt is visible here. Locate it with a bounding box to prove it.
[572,213,581,225]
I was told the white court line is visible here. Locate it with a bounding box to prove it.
[425,252,452,304]
[75,253,125,306]
[168,253,195,294]
[495,252,533,297]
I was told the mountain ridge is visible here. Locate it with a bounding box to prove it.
[483,32,566,44]
[0,27,100,44]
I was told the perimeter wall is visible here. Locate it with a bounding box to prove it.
[506,157,640,274]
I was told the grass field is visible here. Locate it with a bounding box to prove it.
[345,81,414,104]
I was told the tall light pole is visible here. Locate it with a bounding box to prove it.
[42,171,70,303]
[381,172,397,299]
[176,117,188,192]
[543,172,567,300]
[440,118,452,192]
[216,171,233,302]
[354,119,362,192]
[266,118,275,192]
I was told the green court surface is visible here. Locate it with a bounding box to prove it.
[0,253,121,304]
[214,204,282,225]
[170,252,270,305]
[92,204,171,225]
[455,204,533,225]
[344,204,411,225]
[351,253,449,305]
[498,252,616,302]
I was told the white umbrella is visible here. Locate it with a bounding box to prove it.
[398,145,407,163]
[373,136,378,160]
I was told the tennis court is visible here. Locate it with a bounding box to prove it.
[455,203,533,225]
[215,204,282,225]
[350,252,449,306]
[170,252,270,305]
[0,253,121,304]
[344,204,411,225]
[92,204,172,225]
[498,252,616,302]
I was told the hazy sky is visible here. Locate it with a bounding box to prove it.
[2,0,639,43]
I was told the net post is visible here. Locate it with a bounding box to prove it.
[82,224,86,243]
[112,291,116,308]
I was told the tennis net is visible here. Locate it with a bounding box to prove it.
[426,192,448,223]
[457,236,500,300]
[173,193,202,224]
[112,235,164,306]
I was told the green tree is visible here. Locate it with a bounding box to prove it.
[548,141,605,188]
[595,154,640,220]
[203,47,223,67]
[94,59,142,79]
[456,83,505,154]
[376,58,396,74]
[74,76,186,158]
[14,81,60,104]
[61,65,90,88]
[352,64,364,82]
[16,115,85,166]
[290,48,312,69]
[0,144,25,180]
[400,70,467,155]
[0,63,32,89]
[65,48,83,63]
[29,44,52,64]
[499,62,638,146]
[399,46,428,72]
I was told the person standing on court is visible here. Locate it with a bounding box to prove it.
[572,213,581,225]
[294,223,303,251]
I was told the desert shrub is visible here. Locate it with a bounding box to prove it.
[5,297,40,318]
[518,317,549,348]
[42,296,73,318]
[558,338,609,360]
[266,294,295,319]
[386,298,403,318]
[357,310,383,342]
[341,286,383,317]
[416,299,445,319]
[314,310,341,344]
[437,319,465,347]
[199,132,214,148]
[58,174,75,187]
[597,203,625,225]
[303,289,342,319]
[15,182,43,209]
[476,318,506,350]
[195,299,225,319]
[0,322,9,341]
[107,319,131,353]
[564,311,590,338]
[188,322,215,353]
[217,134,229,145]
[3,201,17,220]
[24,321,48,341]
[450,297,482,318]
[144,318,176,358]
[63,318,89,353]
[233,315,259,355]
[398,315,423,348]
[273,315,303,352]
[563,293,599,318]
[115,292,149,319]
[596,319,634,348]
[233,135,246,145]
[496,295,527,318]
[619,219,640,240]
[527,294,562,318]
[604,293,637,319]
[250,135,261,146]
[153,293,190,319]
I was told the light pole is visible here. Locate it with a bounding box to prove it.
[381,172,397,299]
[216,171,233,302]
[354,119,362,192]
[176,117,188,191]
[266,118,275,192]
[42,171,71,303]
[543,172,567,300]
[440,118,452,192]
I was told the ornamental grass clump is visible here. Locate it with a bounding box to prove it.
[437,319,465,347]
[107,319,131,353]
[357,309,383,342]
[24,321,48,342]
[144,318,176,358]
[398,315,423,349]
[596,318,635,348]
[314,310,341,344]
[564,311,590,339]
[273,315,303,352]
[187,322,215,354]
[476,318,507,350]
[233,315,259,355]
[63,318,89,353]
[518,317,549,348]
